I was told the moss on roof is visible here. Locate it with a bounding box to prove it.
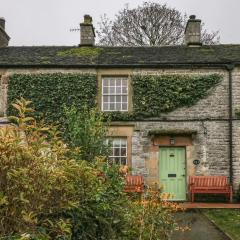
[57,47,103,57]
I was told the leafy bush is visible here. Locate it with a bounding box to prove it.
[64,105,109,162]
[0,98,101,239]
[1,98,184,239]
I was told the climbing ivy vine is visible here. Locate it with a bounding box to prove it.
[7,73,97,124]
[131,74,222,118]
[7,73,222,123]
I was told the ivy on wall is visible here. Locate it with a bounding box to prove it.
[7,73,97,124]
[131,74,222,118]
[7,73,222,123]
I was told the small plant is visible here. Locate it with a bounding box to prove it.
[64,105,110,162]
[125,189,187,240]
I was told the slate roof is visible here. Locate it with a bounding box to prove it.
[0,44,240,67]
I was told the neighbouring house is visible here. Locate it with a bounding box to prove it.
[1,15,240,201]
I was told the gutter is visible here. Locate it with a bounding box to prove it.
[226,64,234,185]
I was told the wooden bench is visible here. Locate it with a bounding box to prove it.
[189,176,233,203]
[124,175,144,193]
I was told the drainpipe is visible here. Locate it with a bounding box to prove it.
[226,64,234,185]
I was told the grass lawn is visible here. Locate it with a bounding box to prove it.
[203,209,240,240]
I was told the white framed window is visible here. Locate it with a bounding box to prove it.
[106,138,127,165]
[102,77,128,111]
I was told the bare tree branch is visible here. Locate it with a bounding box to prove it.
[97,2,220,46]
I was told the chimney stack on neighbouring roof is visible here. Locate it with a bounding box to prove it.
[0,18,5,30]
[184,15,202,46]
[0,17,10,47]
[80,15,95,46]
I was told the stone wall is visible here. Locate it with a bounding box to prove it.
[131,121,233,186]
[133,68,228,119]
[131,68,240,191]
[1,66,240,191]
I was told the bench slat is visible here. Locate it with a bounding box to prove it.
[124,175,144,193]
[189,176,232,203]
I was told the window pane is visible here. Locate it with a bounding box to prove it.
[103,103,109,111]
[116,103,121,110]
[121,139,127,147]
[110,95,115,102]
[122,96,127,103]
[103,96,108,103]
[103,87,109,94]
[113,139,121,147]
[110,103,115,110]
[110,79,115,86]
[116,95,121,102]
[121,148,126,156]
[109,87,115,94]
[122,86,128,94]
[122,103,128,110]
[116,86,121,94]
[103,79,109,87]
[122,79,128,87]
[116,79,121,86]
[114,148,120,156]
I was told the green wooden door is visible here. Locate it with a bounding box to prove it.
[159,147,186,201]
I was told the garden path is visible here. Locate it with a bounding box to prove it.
[171,210,231,240]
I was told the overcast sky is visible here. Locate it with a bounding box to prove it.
[0,0,239,46]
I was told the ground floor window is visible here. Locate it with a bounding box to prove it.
[106,138,127,165]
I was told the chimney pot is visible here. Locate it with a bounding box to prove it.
[84,15,92,24]
[189,15,196,20]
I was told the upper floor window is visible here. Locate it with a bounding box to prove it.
[102,77,128,111]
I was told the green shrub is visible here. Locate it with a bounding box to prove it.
[0,98,100,239]
[64,105,110,162]
[1,98,184,239]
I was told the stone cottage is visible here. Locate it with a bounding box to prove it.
[1,15,240,201]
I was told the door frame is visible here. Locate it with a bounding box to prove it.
[158,146,187,201]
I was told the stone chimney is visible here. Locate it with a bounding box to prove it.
[0,18,10,47]
[80,15,95,46]
[184,15,202,46]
